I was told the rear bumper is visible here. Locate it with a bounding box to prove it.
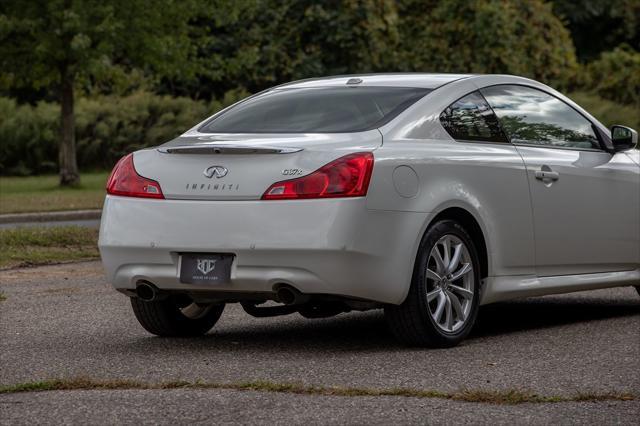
[98,195,427,304]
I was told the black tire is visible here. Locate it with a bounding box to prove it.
[385,219,482,347]
[635,286,640,297]
[130,296,224,337]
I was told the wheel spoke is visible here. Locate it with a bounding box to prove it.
[426,288,440,302]
[449,284,473,300]
[444,294,453,330]
[450,263,472,281]
[447,243,463,274]
[433,292,446,323]
[432,249,446,275]
[442,238,451,269]
[446,290,464,321]
[426,268,442,282]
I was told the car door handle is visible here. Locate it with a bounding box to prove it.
[534,170,559,181]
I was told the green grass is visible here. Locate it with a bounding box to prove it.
[0,378,635,404]
[0,172,108,214]
[0,226,99,269]
[0,292,5,301]
[568,92,640,132]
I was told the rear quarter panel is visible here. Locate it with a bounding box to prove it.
[368,79,536,278]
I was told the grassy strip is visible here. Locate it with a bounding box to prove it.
[0,378,635,404]
[0,226,99,269]
[0,172,108,214]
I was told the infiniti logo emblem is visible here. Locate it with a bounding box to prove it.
[203,165,228,179]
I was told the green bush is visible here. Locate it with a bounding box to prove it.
[74,92,209,171]
[581,45,640,106]
[0,98,59,175]
[0,91,246,175]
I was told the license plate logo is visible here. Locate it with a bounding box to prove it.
[196,258,217,275]
[180,254,233,285]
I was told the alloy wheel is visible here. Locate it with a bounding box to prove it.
[425,234,475,333]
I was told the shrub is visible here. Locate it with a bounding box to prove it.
[581,45,640,106]
[0,98,58,175]
[74,92,209,170]
[0,91,246,175]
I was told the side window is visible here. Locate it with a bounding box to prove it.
[440,91,507,143]
[481,85,600,150]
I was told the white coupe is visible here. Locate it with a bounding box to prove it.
[99,74,640,347]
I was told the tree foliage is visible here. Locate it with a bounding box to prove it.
[551,0,640,61]
[0,0,201,184]
[167,0,399,99]
[582,45,640,106]
[397,0,578,88]
[0,0,199,92]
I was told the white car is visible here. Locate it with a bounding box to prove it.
[98,74,640,347]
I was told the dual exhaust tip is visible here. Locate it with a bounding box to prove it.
[275,285,309,306]
[136,281,308,306]
[136,282,161,302]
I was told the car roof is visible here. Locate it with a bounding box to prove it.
[279,73,475,90]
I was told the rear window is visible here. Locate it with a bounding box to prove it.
[199,87,431,133]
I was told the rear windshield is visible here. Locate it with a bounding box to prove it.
[198,86,431,133]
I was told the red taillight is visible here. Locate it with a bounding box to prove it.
[262,152,374,200]
[106,153,164,199]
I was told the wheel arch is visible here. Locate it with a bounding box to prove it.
[427,207,489,281]
[399,204,490,305]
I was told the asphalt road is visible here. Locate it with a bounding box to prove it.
[1,262,639,425]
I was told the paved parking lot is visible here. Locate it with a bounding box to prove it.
[1,262,639,424]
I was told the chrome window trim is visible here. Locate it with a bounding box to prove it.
[511,142,607,153]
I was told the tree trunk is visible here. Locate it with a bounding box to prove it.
[59,68,80,187]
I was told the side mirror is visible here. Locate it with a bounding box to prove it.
[611,125,638,152]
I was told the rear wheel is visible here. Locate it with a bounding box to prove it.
[635,286,640,297]
[130,296,224,337]
[385,219,481,347]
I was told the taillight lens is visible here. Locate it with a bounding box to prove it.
[106,153,164,199]
[262,152,374,200]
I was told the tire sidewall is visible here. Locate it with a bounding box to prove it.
[131,296,225,337]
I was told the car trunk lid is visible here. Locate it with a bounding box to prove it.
[132,131,381,200]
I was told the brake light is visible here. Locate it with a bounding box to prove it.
[262,152,374,200]
[106,153,164,199]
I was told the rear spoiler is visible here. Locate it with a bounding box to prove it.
[158,144,303,155]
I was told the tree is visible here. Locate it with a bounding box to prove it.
[164,0,400,100]
[396,0,578,89]
[0,0,199,185]
[551,0,640,61]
